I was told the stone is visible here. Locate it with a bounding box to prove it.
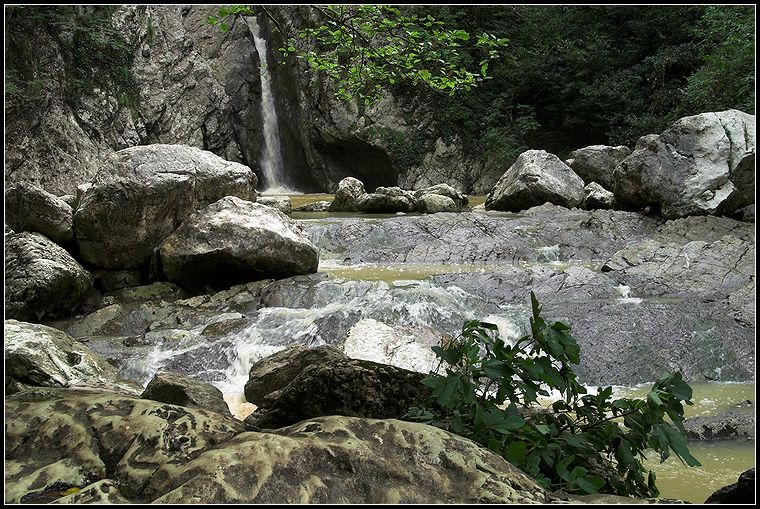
[684,404,754,441]
[58,194,78,209]
[413,183,469,208]
[159,196,319,292]
[257,195,292,214]
[293,200,332,212]
[5,182,74,245]
[244,345,430,429]
[328,177,366,211]
[614,110,756,218]
[4,388,244,503]
[147,415,548,504]
[97,270,144,291]
[705,468,755,504]
[485,150,585,212]
[415,193,459,213]
[582,182,615,210]
[568,145,631,189]
[74,144,257,270]
[141,371,230,415]
[4,320,141,396]
[49,480,131,504]
[5,232,94,321]
[356,186,416,213]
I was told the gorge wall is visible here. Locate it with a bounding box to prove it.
[5,6,499,195]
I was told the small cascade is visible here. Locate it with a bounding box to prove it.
[615,284,643,304]
[248,17,296,194]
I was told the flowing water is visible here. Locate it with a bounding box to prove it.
[248,17,294,194]
[118,194,754,502]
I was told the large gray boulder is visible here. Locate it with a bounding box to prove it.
[415,193,459,213]
[613,110,755,218]
[5,182,74,245]
[413,183,469,208]
[74,144,257,269]
[244,345,430,429]
[356,186,416,213]
[582,182,615,210]
[257,195,292,214]
[5,232,94,321]
[485,150,585,212]
[328,176,366,212]
[141,371,230,415]
[5,320,141,395]
[159,196,319,292]
[568,145,631,189]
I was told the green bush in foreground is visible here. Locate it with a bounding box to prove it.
[406,292,700,497]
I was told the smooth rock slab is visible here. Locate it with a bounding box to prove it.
[141,371,230,415]
[5,320,141,396]
[159,196,319,292]
[485,150,585,212]
[74,144,257,269]
[146,415,549,504]
[5,232,94,321]
[5,182,74,245]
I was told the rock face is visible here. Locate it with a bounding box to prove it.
[5,320,140,395]
[5,6,260,196]
[705,468,755,504]
[141,371,230,415]
[244,345,430,429]
[5,232,94,321]
[159,196,319,292]
[356,186,416,213]
[74,144,258,269]
[257,195,292,214]
[485,150,585,212]
[148,415,548,504]
[5,182,74,245]
[328,176,366,212]
[613,110,756,218]
[5,385,550,504]
[5,388,245,504]
[568,145,631,189]
[582,182,615,210]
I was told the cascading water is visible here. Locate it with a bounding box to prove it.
[248,17,295,195]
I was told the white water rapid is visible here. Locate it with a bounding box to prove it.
[248,17,296,194]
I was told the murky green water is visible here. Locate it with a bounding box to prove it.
[318,262,502,282]
[613,382,755,419]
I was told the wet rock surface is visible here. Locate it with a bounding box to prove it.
[684,402,755,441]
[5,232,94,322]
[141,371,230,415]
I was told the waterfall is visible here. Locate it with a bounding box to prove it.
[248,17,295,194]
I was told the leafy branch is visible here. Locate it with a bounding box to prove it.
[406,292,700,497]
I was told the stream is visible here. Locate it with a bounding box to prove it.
[75,194,753,504]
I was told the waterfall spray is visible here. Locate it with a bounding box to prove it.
[248,17,296,194]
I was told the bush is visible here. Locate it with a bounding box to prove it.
[406,292,700,497]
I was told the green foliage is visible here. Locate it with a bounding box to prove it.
[5,6,140,114]
[210,5,507,105]
[367,126,428,172]
[681,6,755,114]
[407,292,700,497]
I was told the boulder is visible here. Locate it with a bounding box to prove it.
[141,371,230,415]
[356,186,416,213]
[485,150,585,212]
[613,110,755,218]
[415,193,459,213]
[97,270,144,291]
[568,145,631,189]
[74,144,257,269]
[257,195,292,214]
[58,194,78,209]
[159,196,319,292]
[5,232,94,321]
[244,345,430,429]
[147,415,548,504]
[582,182,615,210]
[5,388,245,504]
[705,468,755,504]
[413,183,469,208]
[5,182,74,245]
[328,177,366,212]
[4,320,141,395]
[293,200,331,212]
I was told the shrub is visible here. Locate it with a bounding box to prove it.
[406,292,700,497]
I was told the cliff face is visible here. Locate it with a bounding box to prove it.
[5,6,500,195]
